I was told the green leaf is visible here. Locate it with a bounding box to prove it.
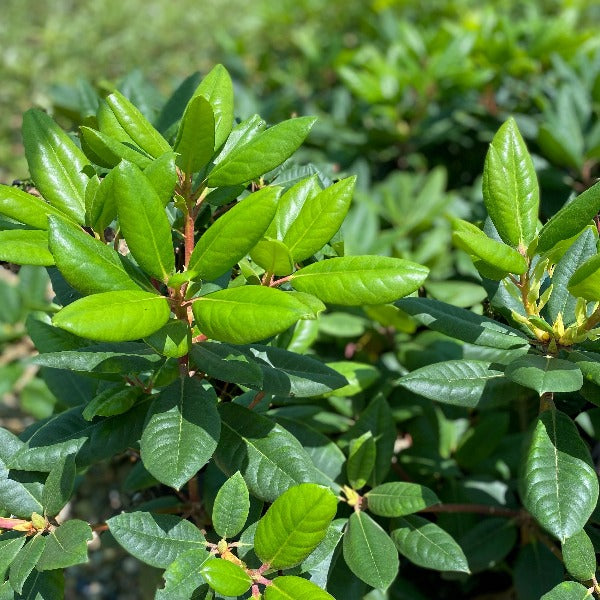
[459,518,517,573]
[199,558,252,596]
[82,385,141,421]
[323,361,378,397]
[0,457,43,517]
[391,515,470,573]
[144,320,191,358]
[569,254,600,301]
[80,126,152,169]
[264,576,335,600]
[144,151,178,206]
[85,168,118,233]
[505,356,583,395]
[22,109,90,224]
[106,511,206,568]
[300,517,346,573]
[0,535,26,581]
[213,114,265,166]
[188,186,281,281]
[208,116,317,187]
[19,569,64,600]
[48,216,141,295]
[451,218,528,275]
[140,378,220,490]
[538,181,600,254]
[194,64,234,150]
[254,483,337,569]
[53,290,170,342]
[0,185,72,230]
[192,286,311,344]
[250,238,295,276]
[283,176,356,262]
[482,117,539,248]
[366,482,440,517]
[105,90,171,158]
[214,403,316,502]
[522,409,599,541]
[562,529,596,581]
[36,520,92,570]
[0,230,54,266]
[541,581,592,600]
[347,432,375,490]
[42,453,76,517]
[9,535,47,594]
[155,548,211,600]
[291,256,429,305]
[343,511,399,590]
[113,161,175,281]
[212,471,250,539]
[398,360,509,408]
[174,95,215,173]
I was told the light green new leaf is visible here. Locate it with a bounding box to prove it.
[48,216,141,295]
[568,254,600,301]
[366,482,440,517]
[254,483,337,569]
[105,90,171,158]
[9,535,46,594]
[562,529,596,582]
[250,238,295,276]
[0,535,26,581]
[291,256,429,305]
[113,161,175,281]
[208,116,317,187]
[452,218,528,276]
[0,185,72,230]
[194,64,234,150]
[265,576,335,600]
[482,117,539,248]
[140,378,220,490]
[391,515,470,573]
[212,471,250,539]
[541,581,592,600]
[0,230,54,266]
[144,152,178,206]
[22,109,90,224]
[323,361,378,397]
[144,320,191,358]
[193,286,311,344]
[538,181,600,254]
[343,511,399,590]
[53,290,170,342]
[212,114,266,166]
[283,176,356,262]
[521,409,599,541]
[80,126,152,169]
[347,432,375,490]
[200,558,252,596]
[174,95,215,173]
[505,356,583,395]
[42,453,76,517]
[36,519,92,570]
[189,186,281,281]
[106,511,206,568]
[155,549,211,600]
[398,360,509,408]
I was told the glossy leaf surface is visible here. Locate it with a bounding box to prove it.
[199,559,252,596]
[265,576,335,600]
[0,230,54,266]
[505,356,583,395]
[212,471,250,539]
[366,482,440,517]
[173,95,215,173]
[0,185,71,230]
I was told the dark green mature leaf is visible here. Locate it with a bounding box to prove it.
[105,90,171,158]
[0,230,54,266]
[255,483,337,568]
[193,287,311,344]
[343,511,399,590]
[48,216,142,295]
[0,457,43,517]
[391,515,469,573]
[0,535,26,581]
[208,116,317,187]
[212,472,249,539]
[538,181,600,254]
[398,360,508,408]
[366,482,440,517]
[22,109,90,224]
[9,535,47,593]
[515,542,564,600]
[53,290,170,342]
[522,409,599,541]
[562,529,596,581]
[42,453,76,517]
[459,518,517,573]
[107,512,206,568]
[174,95,215,173]
[155,549,211,600]
[505,356,583,395]
[291,256,428,305]
[214,403,316,502]
[265,576,335,600]
[568,351,600,388]
[569,254,600,301]
[397,297,530,351]
[140,378,220,490]
[188,186,281,281]
[482,117,539,248]
[82,385,141,420]
[36,520,92,570]
[541,581,591,599]
[18,568,64,600]
[200,559,252,596]
[80,126,152,169]
[113,161,175,281]
[346,432,375,490]
[283,176,356,262]
[0,185,72,230]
